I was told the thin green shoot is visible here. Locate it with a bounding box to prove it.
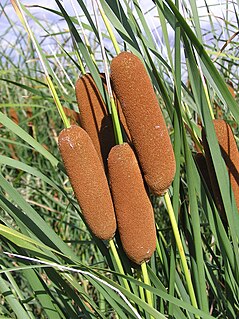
[164,191,199,316]
[95,0,121,55]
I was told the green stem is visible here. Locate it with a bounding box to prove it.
[97,0,121,55]
[110,97,123,145]
[93,2,123,145]
[164,191,199,315]
[109,239,131,292]
[141,262,154,319]
[156,237,163,263]
[73,39,86,75]
[137,270,146,302]
[46,75,70,129]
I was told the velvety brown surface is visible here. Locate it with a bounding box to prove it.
[202,119,239,216]
[214,119,239,212]
[110,52,176,195]
[75,74,130,169]
[58,125,116,240]
[108,143,156,264]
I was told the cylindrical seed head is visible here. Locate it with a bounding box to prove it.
[110,52,176,195]
[75,74,130,169]
[202,119,239,215]
[108,143,157,265]
[58,125,116,240]
[213,119,239,212]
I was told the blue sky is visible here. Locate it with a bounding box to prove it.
[2,0,237,38]
[1,0,238,71]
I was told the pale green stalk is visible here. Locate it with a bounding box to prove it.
[72,37,86,75]
[93,2,129,295]
[95,0,121,55]
[70,0,97,64]
[164,191,199,316]
[141,262,154,319]
[46,75,70,128]
[93,0,123,145]
[109,239,131,292]
[137,270,146,302]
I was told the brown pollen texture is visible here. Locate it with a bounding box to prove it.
[58,125,116,240]
[108,143,156,265]
[202,119,239,216]
[213,119,239,213]
[110,51,176,195]
[75,74,130,170]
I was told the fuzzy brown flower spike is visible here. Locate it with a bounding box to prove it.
[58,125,116,240]
[108,143,156,264]
[75,74,130,169]
[213,119,239,211]
[202,119,239,214]
[110,52,176,195]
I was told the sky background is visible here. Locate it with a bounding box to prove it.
[1,0,238,76]
[2,0,237,41]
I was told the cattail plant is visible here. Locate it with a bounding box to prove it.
[110,51,199,310]
[58,125,116,240]
[202,119,239,214]
[108,143,156,265]
[110,51,176,195]
[75,74,130,169]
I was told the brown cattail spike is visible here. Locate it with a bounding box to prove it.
[58,125,116,240]
[202,119,239,215]
[108,143,157,265]
[201,131,225,218]
[75,74,130,169]
[213,119,239,212]
[110,52,176,195]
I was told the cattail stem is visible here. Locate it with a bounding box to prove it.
[93,1,123,146]
[109,239,131,292]
[46,75,70,129]
[164,191,199,315]
[137,270,145,302]
[95,0,121,55]
[156,237,163,263]
[110,97,124,145]
[141,262,154,317]
[70,0,97,65]
[73,38,86,75]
